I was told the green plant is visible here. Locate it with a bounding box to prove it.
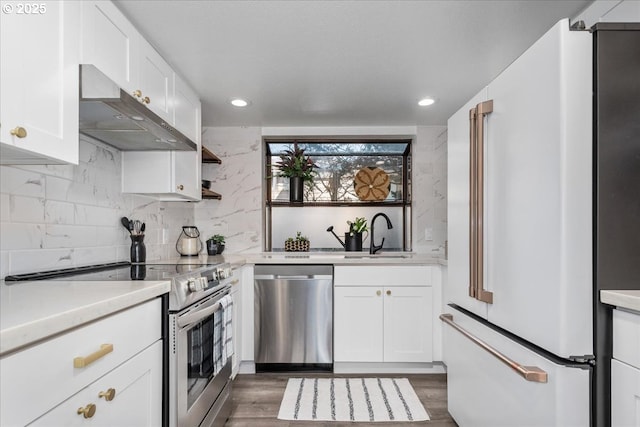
[347,217,368,235]
[208,234,225,244]
[285,231,309,243]
[274,143,317,183]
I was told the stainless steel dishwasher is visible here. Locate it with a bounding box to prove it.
[254,264,333,371]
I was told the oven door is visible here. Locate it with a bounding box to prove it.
[170,290,232,427]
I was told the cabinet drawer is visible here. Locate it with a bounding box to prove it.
[613,309,640,370]
[1,299,161,427]
[611,358,640,427]
[334,266,431,287]
[30,340,162,427]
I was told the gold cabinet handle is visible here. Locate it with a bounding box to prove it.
[142,96,150,104]
[133,89,142,98]
[386,290,391,296]
[376,290,381,296]
[10,127,27,138]
[74,344,113,368]
[177,184,184,191]
[230,279,239,286]
[77,403,96,418]
[99,388,116,401]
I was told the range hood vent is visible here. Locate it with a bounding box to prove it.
[79,65,196,151]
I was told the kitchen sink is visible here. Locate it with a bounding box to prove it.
[343,254,412,259]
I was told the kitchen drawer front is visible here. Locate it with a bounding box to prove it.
[29,340,162,427]
[613,308,640,370]
[1,298,161,427]
[443,309,590,427]
[611,358,640,427]
[334,265,431,287]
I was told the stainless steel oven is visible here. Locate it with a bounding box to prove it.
[169,282,232,427]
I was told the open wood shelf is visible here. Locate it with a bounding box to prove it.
[202,146,222,164]
[267,200,406,207]
[202,188,222,200]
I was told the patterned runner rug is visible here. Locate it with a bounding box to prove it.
[277,378,430,422]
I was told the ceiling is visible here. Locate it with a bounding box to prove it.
[114,0,592,128]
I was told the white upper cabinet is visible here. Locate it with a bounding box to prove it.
[80,0,199,140]
[0,1,80,164]
[80,0,139,94]
[174,74,202,144]
[138,40,174,124]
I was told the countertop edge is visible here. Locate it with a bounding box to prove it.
[601,290,640,313]
[0,281,170,357]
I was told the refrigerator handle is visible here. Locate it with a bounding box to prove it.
[468,107,478,299]
[471,100,494,304]
[440,313,548,383]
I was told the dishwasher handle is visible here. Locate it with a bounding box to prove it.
[255,274,333,280]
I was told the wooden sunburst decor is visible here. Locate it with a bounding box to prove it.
[354,166,390,201]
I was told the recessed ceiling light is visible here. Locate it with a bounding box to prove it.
[418,98,436,107]
[231,98,249,107]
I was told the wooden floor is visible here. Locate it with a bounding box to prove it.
[226,373,458,426]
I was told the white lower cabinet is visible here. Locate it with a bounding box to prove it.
[230,267,244,377]
[30,341,162,426]
[334,266,433,363]
[611,308,640,427]
[0,299,162,427]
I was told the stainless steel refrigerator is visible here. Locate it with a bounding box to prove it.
[444,20,639,427]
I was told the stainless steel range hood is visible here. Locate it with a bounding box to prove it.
[79,65,196,151]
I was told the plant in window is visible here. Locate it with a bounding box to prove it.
[274,143,317,183]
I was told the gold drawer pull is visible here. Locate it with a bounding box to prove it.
[386,290,391,296]
[376,290,381,296]
[142,96,151,104]
[77,403,96,418]
[99,388,116,401]
[74,344,113,368]
[10,127,27,138]
[133,89,142,98]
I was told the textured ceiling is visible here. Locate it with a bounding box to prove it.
[115,0,592,127]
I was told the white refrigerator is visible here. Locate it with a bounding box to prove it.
[444,19,640,427]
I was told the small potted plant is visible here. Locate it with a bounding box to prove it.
[274,143,317,203]
[206,234,225,255]
[284,231,310,252]
[345,217,368,251]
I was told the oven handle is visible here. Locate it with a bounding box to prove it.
[177,295,226,328]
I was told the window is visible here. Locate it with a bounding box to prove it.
[266,140,411,204]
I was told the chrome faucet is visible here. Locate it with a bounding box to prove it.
[369,212,393,254]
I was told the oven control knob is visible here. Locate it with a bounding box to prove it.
[199,277,208,289]
[187,278,199,292]
[217,268,226,280]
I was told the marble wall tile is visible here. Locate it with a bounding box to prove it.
[0,138,194,276]
[195,127,263,254]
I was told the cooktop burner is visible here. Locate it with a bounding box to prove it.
[4,262,210,282]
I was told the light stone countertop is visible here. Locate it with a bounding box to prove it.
[0,280,170,356]
[152,252,447,267]
[601,290,640,313]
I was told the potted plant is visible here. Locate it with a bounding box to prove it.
[346,217,368,251]
[274,143,317,203]
[206,234,225,255]
[284,231,310,252]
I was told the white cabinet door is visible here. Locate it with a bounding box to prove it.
[174,74,202,143]
[122,150,201,201]
[383,286,433,363]
[484,19,592,359]
[30,341,162,427]
[80,0,139,94]
[611,358,640,427]
[139,40,174,123]
[446,87,489,319]
[0,0,80,165]
[334,287,384,362]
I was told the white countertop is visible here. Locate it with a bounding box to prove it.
[0,280,170,356]
[153,252,447,267]
[601,290,640,313]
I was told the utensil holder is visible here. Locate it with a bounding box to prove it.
[130,235,146,263]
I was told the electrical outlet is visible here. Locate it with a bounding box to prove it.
[425,228,433,241]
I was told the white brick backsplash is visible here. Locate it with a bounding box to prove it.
[1,167,45,198]
[44,200,75,225]
[9,248,74,275]
[0,223,44,250]
[10,195,45,223]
